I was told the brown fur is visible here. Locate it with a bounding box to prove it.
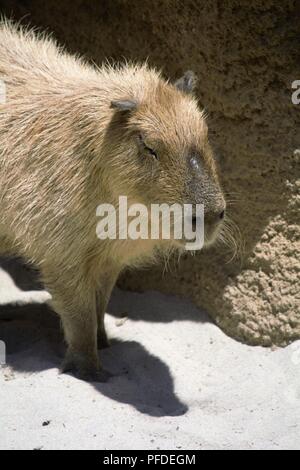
[0,21,225,381]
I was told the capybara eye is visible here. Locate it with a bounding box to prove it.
[139,133,158,160]
[146,146,158,160]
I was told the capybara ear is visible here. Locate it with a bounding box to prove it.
[174,70,197,94]
[110,99,138,111]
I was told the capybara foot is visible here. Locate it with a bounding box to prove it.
[60,350,111,383]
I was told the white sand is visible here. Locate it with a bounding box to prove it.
[0,259,299,450]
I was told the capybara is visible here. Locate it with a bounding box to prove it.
[0,21,226,381]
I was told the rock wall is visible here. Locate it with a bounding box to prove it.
[0,0,299,345]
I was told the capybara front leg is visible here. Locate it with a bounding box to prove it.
[44,271,109,382]
[96,267,120,349]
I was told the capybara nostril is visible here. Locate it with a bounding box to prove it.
[219,210,225,220]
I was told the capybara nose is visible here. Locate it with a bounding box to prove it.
[205,202,226,225]
[216,199,226,222]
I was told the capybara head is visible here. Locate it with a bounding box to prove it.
[103,66,226,248]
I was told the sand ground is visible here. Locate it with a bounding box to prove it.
[0,258,299,450]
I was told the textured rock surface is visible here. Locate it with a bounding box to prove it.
[0,0,299,345]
